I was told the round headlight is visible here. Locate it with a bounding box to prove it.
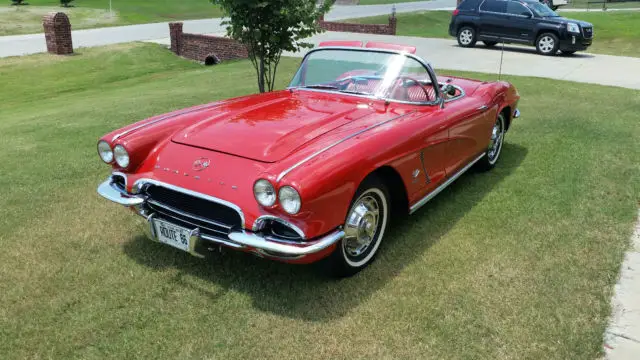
[253,179,276,207]
[97,140,113,163]
[279,186,301,214]
[113,145,130,168]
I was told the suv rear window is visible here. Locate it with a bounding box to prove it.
[480,0,508,13]
[458,0,481,10]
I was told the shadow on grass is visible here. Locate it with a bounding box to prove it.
[455,43,596,58]
[123,143,527,321]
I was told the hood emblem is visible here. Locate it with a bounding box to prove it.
[192,157,210,171]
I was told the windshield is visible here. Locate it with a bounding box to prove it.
[289,49,438,103]
[527,2,559,17]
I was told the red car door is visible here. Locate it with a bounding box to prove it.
[443,96,495,175]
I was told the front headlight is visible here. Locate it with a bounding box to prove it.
[279,186,301,214]
[254,179,276,207]
[97,140,113,163]
[113,145,130,168]
[567,23,580,33]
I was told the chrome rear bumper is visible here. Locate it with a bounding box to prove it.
[97,177,343,258]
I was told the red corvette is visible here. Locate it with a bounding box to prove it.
[97,41,520,276]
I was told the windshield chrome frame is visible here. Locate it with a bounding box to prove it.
[288,46,443,106]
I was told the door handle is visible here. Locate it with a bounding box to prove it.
[477,105,489,111]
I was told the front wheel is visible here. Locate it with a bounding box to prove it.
[324,177,390,277]
[536,33,559,55]
[476,112,506,171]
[457,27,477,48]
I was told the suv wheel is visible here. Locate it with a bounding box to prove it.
[457,27,477,48]
[536,33,559,55]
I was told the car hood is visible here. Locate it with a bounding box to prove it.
[541,16,593,28]
[171,90,374,163]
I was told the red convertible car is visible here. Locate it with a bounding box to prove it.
[97,41,520,277]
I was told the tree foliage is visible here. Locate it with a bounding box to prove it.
[211,0,333,93]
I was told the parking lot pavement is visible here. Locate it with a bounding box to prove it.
[604,212,640,360]
[283,32,640,90]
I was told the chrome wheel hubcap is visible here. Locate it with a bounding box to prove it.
[344,195,380,257]
[488,116,504,163]
[460,30,473,45]
[539,36,555,53]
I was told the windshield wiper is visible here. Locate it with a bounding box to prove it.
[338,89,373,96]
[301,84,340,90]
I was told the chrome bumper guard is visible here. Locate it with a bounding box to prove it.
[97,177,344,258]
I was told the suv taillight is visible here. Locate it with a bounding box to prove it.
[452,9,460,16]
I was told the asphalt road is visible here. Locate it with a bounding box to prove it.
[0,0,452,58]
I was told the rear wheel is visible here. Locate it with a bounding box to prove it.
[536,32,559,55]
[457,26,477,48]
[483,41,498,47]
[324,176,390,277]
[476,112,506,171]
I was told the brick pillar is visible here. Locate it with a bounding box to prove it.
[169,22,184,55]
[388,15,397,35]
[42,12,73,55]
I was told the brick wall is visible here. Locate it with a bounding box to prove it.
[169,22,248,63]
[318,14,397,35]
[42,12,73,55]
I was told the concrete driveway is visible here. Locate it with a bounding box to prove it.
[283,32,640,90]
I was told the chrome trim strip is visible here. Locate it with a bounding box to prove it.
[147,199,233,230]
[228,229,344,256]
[111,103,222,141]
[133,178,246,229]
[514,109,520,118]
[252,215,306,239]
[276,111,416,182]
[97,178,145,206]
[409,153,485,214]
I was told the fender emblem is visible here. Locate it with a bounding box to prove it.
[192,157,211,171]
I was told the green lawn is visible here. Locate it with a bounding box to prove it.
[0,43,639,359]
[348,10,640,57]
[0,0,223,35]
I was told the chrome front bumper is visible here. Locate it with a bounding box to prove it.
[97,178,344,258]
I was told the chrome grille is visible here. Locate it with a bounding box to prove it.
[143,185,242,238]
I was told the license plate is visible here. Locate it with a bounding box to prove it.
[153,219,191,252]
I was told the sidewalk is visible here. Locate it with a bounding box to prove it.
[604,212,640,359]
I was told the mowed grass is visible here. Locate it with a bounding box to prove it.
[0,43,639,359]
[348,10,640,57]
[0,0,223,35]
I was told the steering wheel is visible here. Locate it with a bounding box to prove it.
[389,76,432,102]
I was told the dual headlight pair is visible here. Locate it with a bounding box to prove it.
[97,140,130,168]
[254,179,301,214]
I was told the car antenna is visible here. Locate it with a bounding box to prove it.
[498,39,505,81]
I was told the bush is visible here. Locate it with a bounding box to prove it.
[60,0,74,7]
[11,0,28,5]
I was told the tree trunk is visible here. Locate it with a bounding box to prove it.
[258,57,266,93]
